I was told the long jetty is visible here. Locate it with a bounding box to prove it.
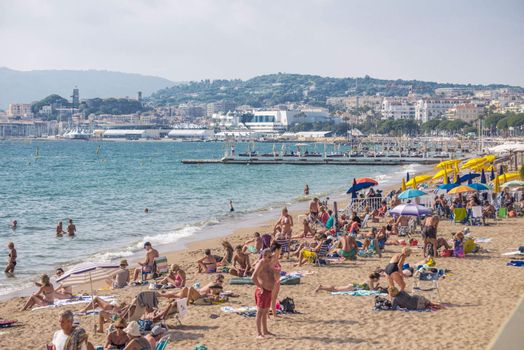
[181,157,440,165]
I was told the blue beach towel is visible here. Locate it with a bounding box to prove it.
[507,260,524,267]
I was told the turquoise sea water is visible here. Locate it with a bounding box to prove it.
[0,140,421,296]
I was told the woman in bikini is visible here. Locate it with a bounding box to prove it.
[315,272,381,293]
[105,319,129,349]
[270,242,282,318]
[21,274,55,311]
[384,247,411,291]
[197,249,217,273]
[159,264,186,288]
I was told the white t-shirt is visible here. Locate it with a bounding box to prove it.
[52,330,87,350]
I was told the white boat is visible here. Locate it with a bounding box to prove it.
[63,128,91,140]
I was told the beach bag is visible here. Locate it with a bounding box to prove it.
[280,297,296,313]
[373,296,392,310]
[440,249,453,257]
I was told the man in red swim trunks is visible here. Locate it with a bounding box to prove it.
[252,248,277,339]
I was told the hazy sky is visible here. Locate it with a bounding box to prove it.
[0,0,523,85]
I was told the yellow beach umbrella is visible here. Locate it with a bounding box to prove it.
[494,172,520,184]
[448,185,476,195]
[435,159,460,170]
[461,157,485,169]
[401,178,406,192]
[483,155,496,163]
[406,174,432,187]
[494,175,501,193]
[432,169,447,180]
[412,177,418,189]
[443,169,449,184]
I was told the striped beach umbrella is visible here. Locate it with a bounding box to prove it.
[57,262,120,287]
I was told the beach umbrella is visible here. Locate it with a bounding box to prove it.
[356,178,378,185]
[438,183,459,191]
[480,169,486,184]
[461,157,485,170]
[406,172,410,181]
[454,172,460,184]
[347,178,358,198]
[390,203,432,217]
[494,176,501,193]
[412,177,418,189]
[499,165,504,176]
[57,261,120,331]
[490,167,495,181]
[448,185,476,195]
[468,183,490,191]
[501,180,524,188]
[406,175,432,187]
[494,172,520,184]
[434,159,460,170]
[398,189,426,199]
[401,178,407,192]
[458,173,480,184]
[432,169,446,180]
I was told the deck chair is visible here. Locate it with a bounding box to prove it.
[275,238,290,258]
[360,213,370,229]
[314,241,330,266]
[155,338,170,350]
[142,256,168,282]
[412,267,444,303]
[452,208,467,224]
[497,207,508,220]
[469,206,482,226]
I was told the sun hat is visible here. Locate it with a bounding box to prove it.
[151,325,167,336]
[123,321,141,337]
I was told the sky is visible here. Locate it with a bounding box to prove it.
[0,0,523,86]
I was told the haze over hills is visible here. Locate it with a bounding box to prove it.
[0,67,174,109]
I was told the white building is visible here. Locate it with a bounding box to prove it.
[381,98,415,120]
[415,99,467,122]
[102,129,160,139]
[446,103,484,123]
[7,103,32,117]
[167,129,214,140]
[210,112,239,128]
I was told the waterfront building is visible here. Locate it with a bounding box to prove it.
[207,100,236,116]
[380,98,415,120]
[415,98,468,122]
[446,103,484,123]
[7,103,33,118]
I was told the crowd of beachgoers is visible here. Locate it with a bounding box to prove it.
[3,156,524,350]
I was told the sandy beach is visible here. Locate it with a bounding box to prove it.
[1,202,524,350]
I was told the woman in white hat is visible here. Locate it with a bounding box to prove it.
[123,321,151,350]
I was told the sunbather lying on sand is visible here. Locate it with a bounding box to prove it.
[315,272,381,293]
[388,286,443,310]
[80,297,128,333]
[159,274,225,303]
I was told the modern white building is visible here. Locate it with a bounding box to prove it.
[102,129,160,139]
[210,112,239,128]
[415,99,468,122]
[167,129,214,140]
[381,98,415,120]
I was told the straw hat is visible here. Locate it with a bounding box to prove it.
[123,321,141,337]
[120,259,128,267]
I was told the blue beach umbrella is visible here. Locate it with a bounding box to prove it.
[490,167,495,181]
[458,173,480,184]
[468,183,490,191]
[480,169,487,184]
[398,189,426,199]
[438,183,459,191]
[346,178,374,194]
[406,172,410,181]
[499,165,504,176]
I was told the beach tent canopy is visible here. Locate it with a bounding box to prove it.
[448,185,476,195]
[501,180,524,188]
[390,203,432,217]
[397,189,426,199]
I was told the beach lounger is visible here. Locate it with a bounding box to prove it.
[412,267,444,303]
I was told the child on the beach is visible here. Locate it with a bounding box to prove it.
[453,231,465,258]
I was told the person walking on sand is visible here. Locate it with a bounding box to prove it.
[67,219,76,236]
[252,248,278,339]
[5,242,17,275]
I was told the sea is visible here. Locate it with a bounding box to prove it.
[0,140,426,298]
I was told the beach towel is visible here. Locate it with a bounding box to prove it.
[474,238,492,243]
[507,260,524,267]
[332,290,386,297]
[229,277,254,285]
[137,291,158,308]
[32,295,116,311]
[0,320,17,328]
[502,251,524,256]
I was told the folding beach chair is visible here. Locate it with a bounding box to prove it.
[314,241,330,267]
[360,213,370,229]
[275,237,290,258]
[142,256,168,282]
[412,267,444,303]
[155,338,170,350]
[497,207,508,220]
[469,206,482,226]
[452,208,467,224]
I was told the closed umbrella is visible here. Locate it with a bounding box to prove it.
[490,167,495,181]
[480,169,486,184]
[390,203,432,217]
[494,175,501,193]
[401,178,407,192]
[406,172,410,181]
[398,189,426,199]
[499,165,504,176]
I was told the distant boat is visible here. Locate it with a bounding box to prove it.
[63,128,91,140]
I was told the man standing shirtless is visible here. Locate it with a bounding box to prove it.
[422,214,439,257]
[252,249,277,339]
[309,198,320,219]
[274,208,293,239]
[132,242,159,282]
[67,219,76,237]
